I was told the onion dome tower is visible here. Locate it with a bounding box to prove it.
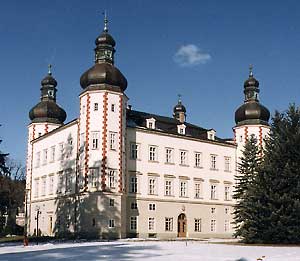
[173,95,186,123]
[235,65,270,126]
[77,14,128,201]
[29,65,67,125]
[80,14,127,92]
[233,65,270,160]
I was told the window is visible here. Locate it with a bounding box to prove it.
[109,198,114,207]
[80,133,85,148]
[34,179,39,198]
[239,135,243,142]
[211,207,216,214]
[194,182,202,198]
[180,150,188,165]
[210,154,217,170]
[148,217,155,231]
[225,186,231,201]
[207,130,216,140]
[148,178,156,195]
[224,220,230,232]
[149,146,157,161]
[130,143,139,159]
[165,218,173,231]
[131,202,137,210]
[165,148,174,164]
[129,176,137,193]
[225,207,229,214]
[180,181,188,197]
[49,175,54,195]
[130,216,137,230]
[58,143,64,161]
[224,157,231,171]
[82,105,86,115]
[111,104,115,112]
[149,203,156,211]
[195,152,202,167]
[211,219,216,232]
[211,184,217,200]
[94,103,98,111]
[108,169,116,188]
[35,152,41,168]
[177,124,186,135]
[146,118,156,129]
[42,149,48,165]
[194,219,201,232]
[50,146,55,163]
[92,132,99,150]
[78,168,85,190]
[108,219,115,228]
[65,169,73,192]
[57,172,64,194]
[41,177,46,196]
[66,138,73,158]
[90,168,99,188]
[165,180,173,196]
[109,132,117,150]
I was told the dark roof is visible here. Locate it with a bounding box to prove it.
[80,63,127,91]
[127,109,231,145]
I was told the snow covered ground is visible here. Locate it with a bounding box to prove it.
[0,240,300,261]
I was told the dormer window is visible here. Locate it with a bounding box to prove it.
[177,124,186,135]
[207,129,216,140]
[146,118,156,129]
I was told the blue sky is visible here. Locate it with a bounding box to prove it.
[1,0,300,164]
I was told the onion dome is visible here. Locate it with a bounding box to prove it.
[29,65,67,124]
[80,13,127,92]
[173,95,186,123]
[235,65,270,126]
[173,95,186,114]
[95,31,116,47]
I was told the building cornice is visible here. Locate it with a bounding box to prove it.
[127,126,237,148]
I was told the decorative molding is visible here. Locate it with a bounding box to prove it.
[101,92,108,190]
[84,94,91,191]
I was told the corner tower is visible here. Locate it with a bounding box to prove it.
[26,66,66,220]
[77,15,128,238]
[233,66,270,160]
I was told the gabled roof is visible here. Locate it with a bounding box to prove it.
[127,109,230,144]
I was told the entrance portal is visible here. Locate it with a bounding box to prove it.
[177,213,187,237]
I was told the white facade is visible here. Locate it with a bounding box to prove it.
[25,23,270,239]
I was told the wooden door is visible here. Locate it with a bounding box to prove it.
[177,213,187,237]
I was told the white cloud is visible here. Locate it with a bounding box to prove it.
[174,44,211,67]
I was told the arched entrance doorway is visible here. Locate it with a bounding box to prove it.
[177,213,187,237]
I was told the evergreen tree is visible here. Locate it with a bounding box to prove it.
[251,104,300,243]
[235,104,300,243]
[233,134,261,241]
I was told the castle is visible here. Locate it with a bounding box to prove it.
[25,17,270,239]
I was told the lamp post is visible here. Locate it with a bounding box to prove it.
[35,207,41,245]
[23,188,30,246]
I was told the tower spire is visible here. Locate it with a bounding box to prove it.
[249,64,253,77]
[178,94,182,104]
[48,64,52,75]
[103,10,108,32]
